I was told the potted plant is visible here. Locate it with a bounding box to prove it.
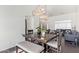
[36,25,46,38]
[41,28,46,37]
[36,26,41,38]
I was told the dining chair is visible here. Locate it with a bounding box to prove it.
[46,32,63,53]
[28,30,33,34]
[23,30,33,42]
[22,33,41,45]
[16,41,44,53]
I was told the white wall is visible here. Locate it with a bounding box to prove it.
[48,12,77,30]
[0,5,39,51]
[47,17,55,30]
[0,6,26,51]
[33,16,39,33]
[75,12,79,32]
[26,16,39,32]
[48,12,79,32]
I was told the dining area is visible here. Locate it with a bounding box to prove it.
[15,6,64,53]
[16,30,63,53]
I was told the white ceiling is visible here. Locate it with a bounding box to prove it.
[24,5,79,16]
[0,5,79,16]
[46,5,77,16]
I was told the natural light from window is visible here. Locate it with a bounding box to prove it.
[55,20,72,30]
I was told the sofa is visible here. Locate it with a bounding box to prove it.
[64,30,79,42]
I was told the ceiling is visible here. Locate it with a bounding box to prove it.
[0,5,79,16]
[46,5,78,16]
[28,5,79,16]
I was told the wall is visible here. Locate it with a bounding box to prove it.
[48,12,77,31]
[75,12,79,32]
[0,5,39,51]
[47,17,55,30]
[26,16,39,33]
[0,6,26,51]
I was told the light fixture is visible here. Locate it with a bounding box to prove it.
[32,5,48,20]
[40,14,48,20]
[33,5,48,31]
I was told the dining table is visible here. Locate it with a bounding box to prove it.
[23,33,59,53]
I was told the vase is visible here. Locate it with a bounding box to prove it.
[37,32,41,38]
[41,31,45,37]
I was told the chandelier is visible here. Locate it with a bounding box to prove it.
[32,5,48,20]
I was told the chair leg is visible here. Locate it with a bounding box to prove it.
[46,45,50,52]
[56,45,61,53]
[16,46,18,53]
[75,39,77,47]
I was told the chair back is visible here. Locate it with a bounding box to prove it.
[57,32,63,52]
[28,30,33,34]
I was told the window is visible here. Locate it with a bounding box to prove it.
[55,20,72,30]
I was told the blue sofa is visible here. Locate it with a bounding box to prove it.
[64,30,79,42]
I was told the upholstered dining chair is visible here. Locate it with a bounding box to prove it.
[27,30,35,42]
[46,32,63,53]
[28,30,33,34]
[22,30,34,42]
[16,41,44,53]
